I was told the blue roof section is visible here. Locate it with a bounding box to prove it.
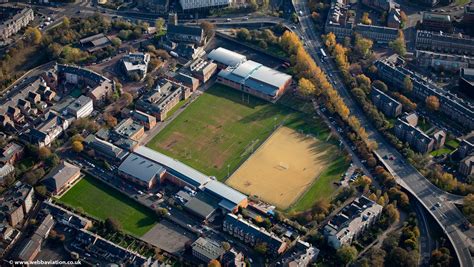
[118,153,165,183]
[134,146,211,187]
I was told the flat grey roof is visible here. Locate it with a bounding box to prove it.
[118,153,165,183]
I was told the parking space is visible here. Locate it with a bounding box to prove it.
[141,220,196,254]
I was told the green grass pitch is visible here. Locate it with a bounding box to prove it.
[59,176,158,236]
[147,84,295,180]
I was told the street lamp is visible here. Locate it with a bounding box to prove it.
[227,164,230,178]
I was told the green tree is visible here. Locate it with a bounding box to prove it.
[236,28,251,41]
[354,35,373,59]
[254,242,267,255]
[403,75,413,93]
[389,30,407,56]
[337,245,358,265]
[155,18,165,32]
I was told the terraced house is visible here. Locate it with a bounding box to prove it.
[0,6,34,43]
[375,57,474,130]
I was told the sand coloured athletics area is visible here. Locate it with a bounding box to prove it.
[226,127,330,209]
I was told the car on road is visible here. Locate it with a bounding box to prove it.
[226,18,232,22]
[243,16,249,20]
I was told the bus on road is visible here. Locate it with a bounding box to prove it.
[320,48,327,58]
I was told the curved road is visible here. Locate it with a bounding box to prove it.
[292,0,473,266]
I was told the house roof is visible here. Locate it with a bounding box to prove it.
[184,193,218,219]
[118,153,165,183]
[134,146,211,187]
[191,237,225,261]
[203,180,247,208]
[42,161,80,193]
[218,60,292,96]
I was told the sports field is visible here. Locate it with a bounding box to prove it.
[147,84,293,180]
[226,127,337,209]
[59,176,158,236]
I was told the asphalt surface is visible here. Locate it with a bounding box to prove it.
[292,0,473,266]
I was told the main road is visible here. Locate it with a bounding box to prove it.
[292,0,473,266]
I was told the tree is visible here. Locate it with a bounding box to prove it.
[24,168,45,186]
[385,203,400,224]
[386,247,418,267]
[324,32,337,52]
[425,95,440,111]
[254,242,268,255]
[200,21,215,40]
[62,17,70,28]
[208,259,221,267]
[403,75,413,93]
[354,35,373,59]
[105,217,122,232]
[389,30,407,56]
[221,241,231,251]
[361,12,372,25]
[72,141,84,153]
[38,147,52,160]
[25,27,42,45]
[208,260,221,267]
[400,11,408,27]
[155,18,165,32]
[364,248,386,267]
[298,78,316,97]
[35,185,48,197]
[258,40,268,49]
[337,245,358,265]
[249,0,258,11]
[430,247,452,267]
[372,80,388,92]
[121,92,133,106]
[237,28,251,41]
[463,194,474,223]
[104,113,118,127]
[72,134,84,143]
[111,37,122,47]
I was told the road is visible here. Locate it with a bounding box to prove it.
[292,0,473,266]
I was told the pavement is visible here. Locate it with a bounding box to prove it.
[292,0,473,266]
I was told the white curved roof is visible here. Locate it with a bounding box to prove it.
[208,47,247,67]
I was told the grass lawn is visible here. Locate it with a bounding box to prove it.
[455,0,470,5]
[289,156,350,212]
[147,84,296,180]
[59,176,158,236]
[430,148,453,157]
[446,139,460,149]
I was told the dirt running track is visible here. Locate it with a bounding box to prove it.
[226,127,329,209]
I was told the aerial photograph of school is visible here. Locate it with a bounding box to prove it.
[0,0,473,266]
